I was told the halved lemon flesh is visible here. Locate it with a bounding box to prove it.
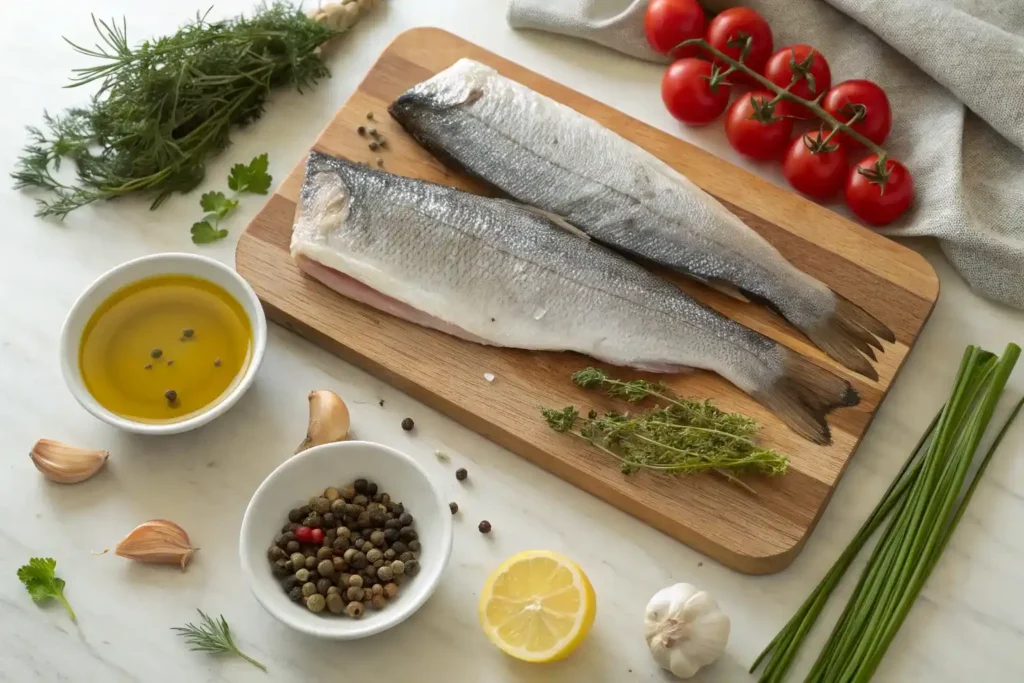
[478,550,596,662]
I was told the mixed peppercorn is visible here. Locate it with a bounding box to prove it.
[267,478,421,618]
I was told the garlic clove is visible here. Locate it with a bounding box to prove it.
[296,390,350,453]
[115,520,196,570]
[29,439,109,484]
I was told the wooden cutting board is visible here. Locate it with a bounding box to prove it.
[236,27,938,574]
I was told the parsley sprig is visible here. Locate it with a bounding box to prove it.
[191,153,271,244]
[17,557,75,621]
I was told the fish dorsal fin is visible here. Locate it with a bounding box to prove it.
[500,200,591,241]
[701,278,752,303]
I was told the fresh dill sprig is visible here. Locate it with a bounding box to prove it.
[171,610,267,672]
[13,3,343,219]
[543,367,788,482]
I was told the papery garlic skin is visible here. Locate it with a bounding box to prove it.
[115,520,196,570]
[296,390,350,453]
[30,439,109,484]
[644,583,730,679]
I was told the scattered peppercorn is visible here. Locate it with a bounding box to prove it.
[151,348,163,359]
[166,360,174,366]
[449,502,459,514]
[357,125,366,135]
[366,112,373,120]
[164,389,177,403]
[401,417,414,431]
[376,157,384,167]
[367,127,377,136]
[144,364,152,370]
[214,358,222,367]
[182,328,194,339]
[369,141,379,151]
[456,468,468,481]
[478,520,492,534]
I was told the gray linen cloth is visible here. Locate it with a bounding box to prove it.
[508,0,1024,310]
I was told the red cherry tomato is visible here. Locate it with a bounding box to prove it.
[763,45,831,117]
[295,526,313,543]
[644,0,706,58]
[661,58,732,125]
[845,155,914,225]
[705,8,773,85]
[782,131,848,199]
[310,528,325,544]
[823,80,892,146]
[724,92,793,160]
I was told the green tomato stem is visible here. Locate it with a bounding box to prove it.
[675,38,889,160]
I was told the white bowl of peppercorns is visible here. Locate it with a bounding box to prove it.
[239,440,453,639]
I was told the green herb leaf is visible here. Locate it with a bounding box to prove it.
[191,220,229,244]
[228,153,272,195]
[172,610,267,672]
[17,557,75,621]
[199,191,239,219]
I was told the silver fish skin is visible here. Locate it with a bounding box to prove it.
[388,58,894,380]
[291,152,857,443]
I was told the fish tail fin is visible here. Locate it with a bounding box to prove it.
[753,351,859,445]
[801,297,895,382]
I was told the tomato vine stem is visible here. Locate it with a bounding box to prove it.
[674,38,889,161]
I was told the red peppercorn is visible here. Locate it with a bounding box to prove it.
[295,526,313,543]
[310,528,325,544]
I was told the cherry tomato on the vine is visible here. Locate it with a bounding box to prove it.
[724,91,793,160]
[823,80,892,146]
[764,45,831,117]
[845,155,914,225]
[782,131,848,199]
[644,0,706,58]
[705,8,773,84]
[662,58,732,125]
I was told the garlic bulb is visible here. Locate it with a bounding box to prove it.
[644,583,730,679]
[29,439,109,484]
[115,520,196,570]
[296,390,350,453]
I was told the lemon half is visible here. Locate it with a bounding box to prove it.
[478,550,596,662]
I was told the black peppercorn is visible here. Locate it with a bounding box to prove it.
[150,348,163,359]
[274,534,289,549]
[317,578,333,596]
[399,526,418,542]
[478,520,492,533]
[313,497,331,515]
[354,478,369,494]
[383,528,399,543]
[282,575,301,592]
[391,541,407,555]
[398,551,414,563]
[393,502,405,516]
[322,512,337,528]
[332,536,351,553]
[299,505,312,517]
[286,540,300,553]
[456,467,468,481]
[331,499,346,516]
[401,417,414,431]
[383,549,396,561]
[366,481,378,496]
[369,511,387,528]
[350,551,368,569]
[305,513,322,529]
[356,511,371,529]
[272,560,290,577]
[385,518,402,530]
[405,559,420,576]
[281,522,299,534]
[398,512,413,526]
[449,501,459,514]
[164,389,178,403]
[288,508,304,523]
[353,494,369,507]
[268,546,287,562]
[408,539,421,553]
[289,586,304,603]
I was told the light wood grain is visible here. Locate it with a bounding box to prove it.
[236,28,938,574]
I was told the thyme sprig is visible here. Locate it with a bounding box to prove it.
[543,367,788,482]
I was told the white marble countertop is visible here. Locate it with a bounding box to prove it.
[2,1,1023,681]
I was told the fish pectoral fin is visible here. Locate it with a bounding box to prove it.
[501,201,591,241]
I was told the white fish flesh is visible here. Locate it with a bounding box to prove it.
[389,58,894,380]
[291,152,858,443]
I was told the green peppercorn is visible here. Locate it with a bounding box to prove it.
[305,556,317,570]
[332,537,351,554]
[347,586,365,602]
[401,417,414,431]
[356,512,371,529]
[384,583,398,597]
[337,527,351,540]
[383,549,396,561]
[370,530,386,547]
[333,556,347,572]
[391,560,405,576]
[327,584,341,595]
[151,348,163,359]
[306,593,326,613]
[272,560,290,577]
[341,484,357,501]
[286,540,300,553]
[315,547,332,562]
[399,527,418,542]
[289,586,304,603]
[353,494,369,507]
[393,573,405,586]
[347,601,364,618]
[372,559,385,570]
[302,582,318,598]
[327,592,345,613]
[325,528,338,542]
[449,501,459,514]
[350,551,367,569]
[377,566,394,582]
[290,552,305,567]
[365,549,382,564]
[408,540,422,552]
[330,499,346,516]
[313,497,331,515]
[318,559,335,578]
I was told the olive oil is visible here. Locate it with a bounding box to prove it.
[79,275,251,422]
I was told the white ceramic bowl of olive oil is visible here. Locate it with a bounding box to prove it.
[239,441,454,640]
[60,252,267,435]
